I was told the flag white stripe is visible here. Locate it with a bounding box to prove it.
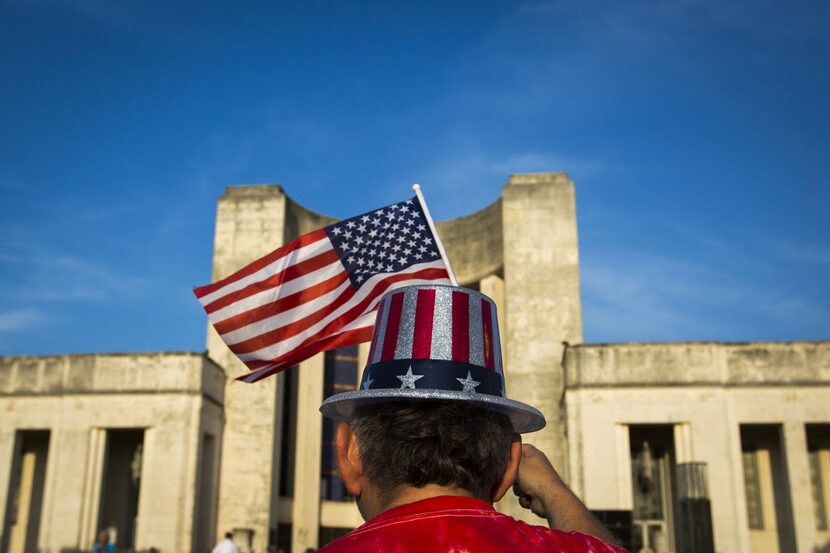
[237,271,445,362]
[240,364,279,382]
[239,316,379,383]
[198,236,332,306]
[208,259,344,324]
[277,275,449,356]
[220,278,352,345]
[335,311,377,333]
[237,262,449,361]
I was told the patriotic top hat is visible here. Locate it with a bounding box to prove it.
[320,284,545,433]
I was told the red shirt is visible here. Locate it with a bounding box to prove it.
[319,495,627,552]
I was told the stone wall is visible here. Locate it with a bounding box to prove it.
[436,198,503,285]
[563,341,830,553]
[207,186,288,553]
[500,173,583,521]
[0,352,223,553]
[206,174,587,541]
[564,341,830,387]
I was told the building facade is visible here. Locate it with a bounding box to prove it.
[0,173,828,553]
[0,353,224,553]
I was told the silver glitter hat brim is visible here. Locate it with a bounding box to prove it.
[320,389,546,434]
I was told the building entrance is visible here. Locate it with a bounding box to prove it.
[2,430,50,553]
[98,429,144,550]
[629,425,677,553]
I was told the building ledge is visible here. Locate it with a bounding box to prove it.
[564,340,830,388]
[0,351,225,403]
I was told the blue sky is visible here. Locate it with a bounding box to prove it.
[1,0,828,355]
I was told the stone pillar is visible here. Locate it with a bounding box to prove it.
[209,186,287,553]
[782,421,816,553]
[501,173,583,519]
[0,429,15,541]
[357,343,371,383]
[291,354,325,553]
[7,450,36,553]
[46,426,99,551]
[78,428,107,548]
[132,395,206,553]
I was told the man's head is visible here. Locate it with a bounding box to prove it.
[225,532,233,540]
[335,400,522,519]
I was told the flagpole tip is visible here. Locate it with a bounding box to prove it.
[412,183,421,192]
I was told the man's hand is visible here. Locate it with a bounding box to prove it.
[512,444,563,522]
[512,444,620,545]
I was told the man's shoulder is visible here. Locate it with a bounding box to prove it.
[482,516,626,552]
[517,520,627,552]
[320,508,625,552]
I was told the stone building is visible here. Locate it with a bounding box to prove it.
[0,173,828,553]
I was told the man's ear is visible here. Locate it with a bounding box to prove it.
[491,434,523,502]
[335,421,364,497]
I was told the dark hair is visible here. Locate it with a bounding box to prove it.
[350,400,515,501]
[225,532,233,539]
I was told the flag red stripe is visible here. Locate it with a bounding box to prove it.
[411,288,435,359]
[380,291,405,361]
[213,271,349,335]
[194,229,328,298]
[241,267,450,370]
[238,326,375,382]
[204,248,341,314]
[451,290,469,363]
[481,297,495,369]
[228,285,358,355]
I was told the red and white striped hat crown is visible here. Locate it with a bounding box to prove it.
[320,284,545,433]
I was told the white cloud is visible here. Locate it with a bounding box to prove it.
[0,241,149,303]
[0,308,42,333]
[581,240,830,342]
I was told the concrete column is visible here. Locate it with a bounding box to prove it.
[674,423,694,463]
[136,409,198,553]
[0,429,15,539]
[78,428,107,549]
[357,342,371,383]
[209,186,287,553]
[40,425,100,552]
[291,353,325,553]
[782,421,816,553]
[7,450,36,553]
[726,412,752,553]
[614,424,634,511]
[501,173,583,520]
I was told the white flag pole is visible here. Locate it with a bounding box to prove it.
[412,183,459,286]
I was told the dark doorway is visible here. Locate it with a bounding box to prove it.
[740,424,796,553]
[629,425,677,553]
[98,429,144,550]
[2,430,50,553]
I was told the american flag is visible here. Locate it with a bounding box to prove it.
[194,195,453,383]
